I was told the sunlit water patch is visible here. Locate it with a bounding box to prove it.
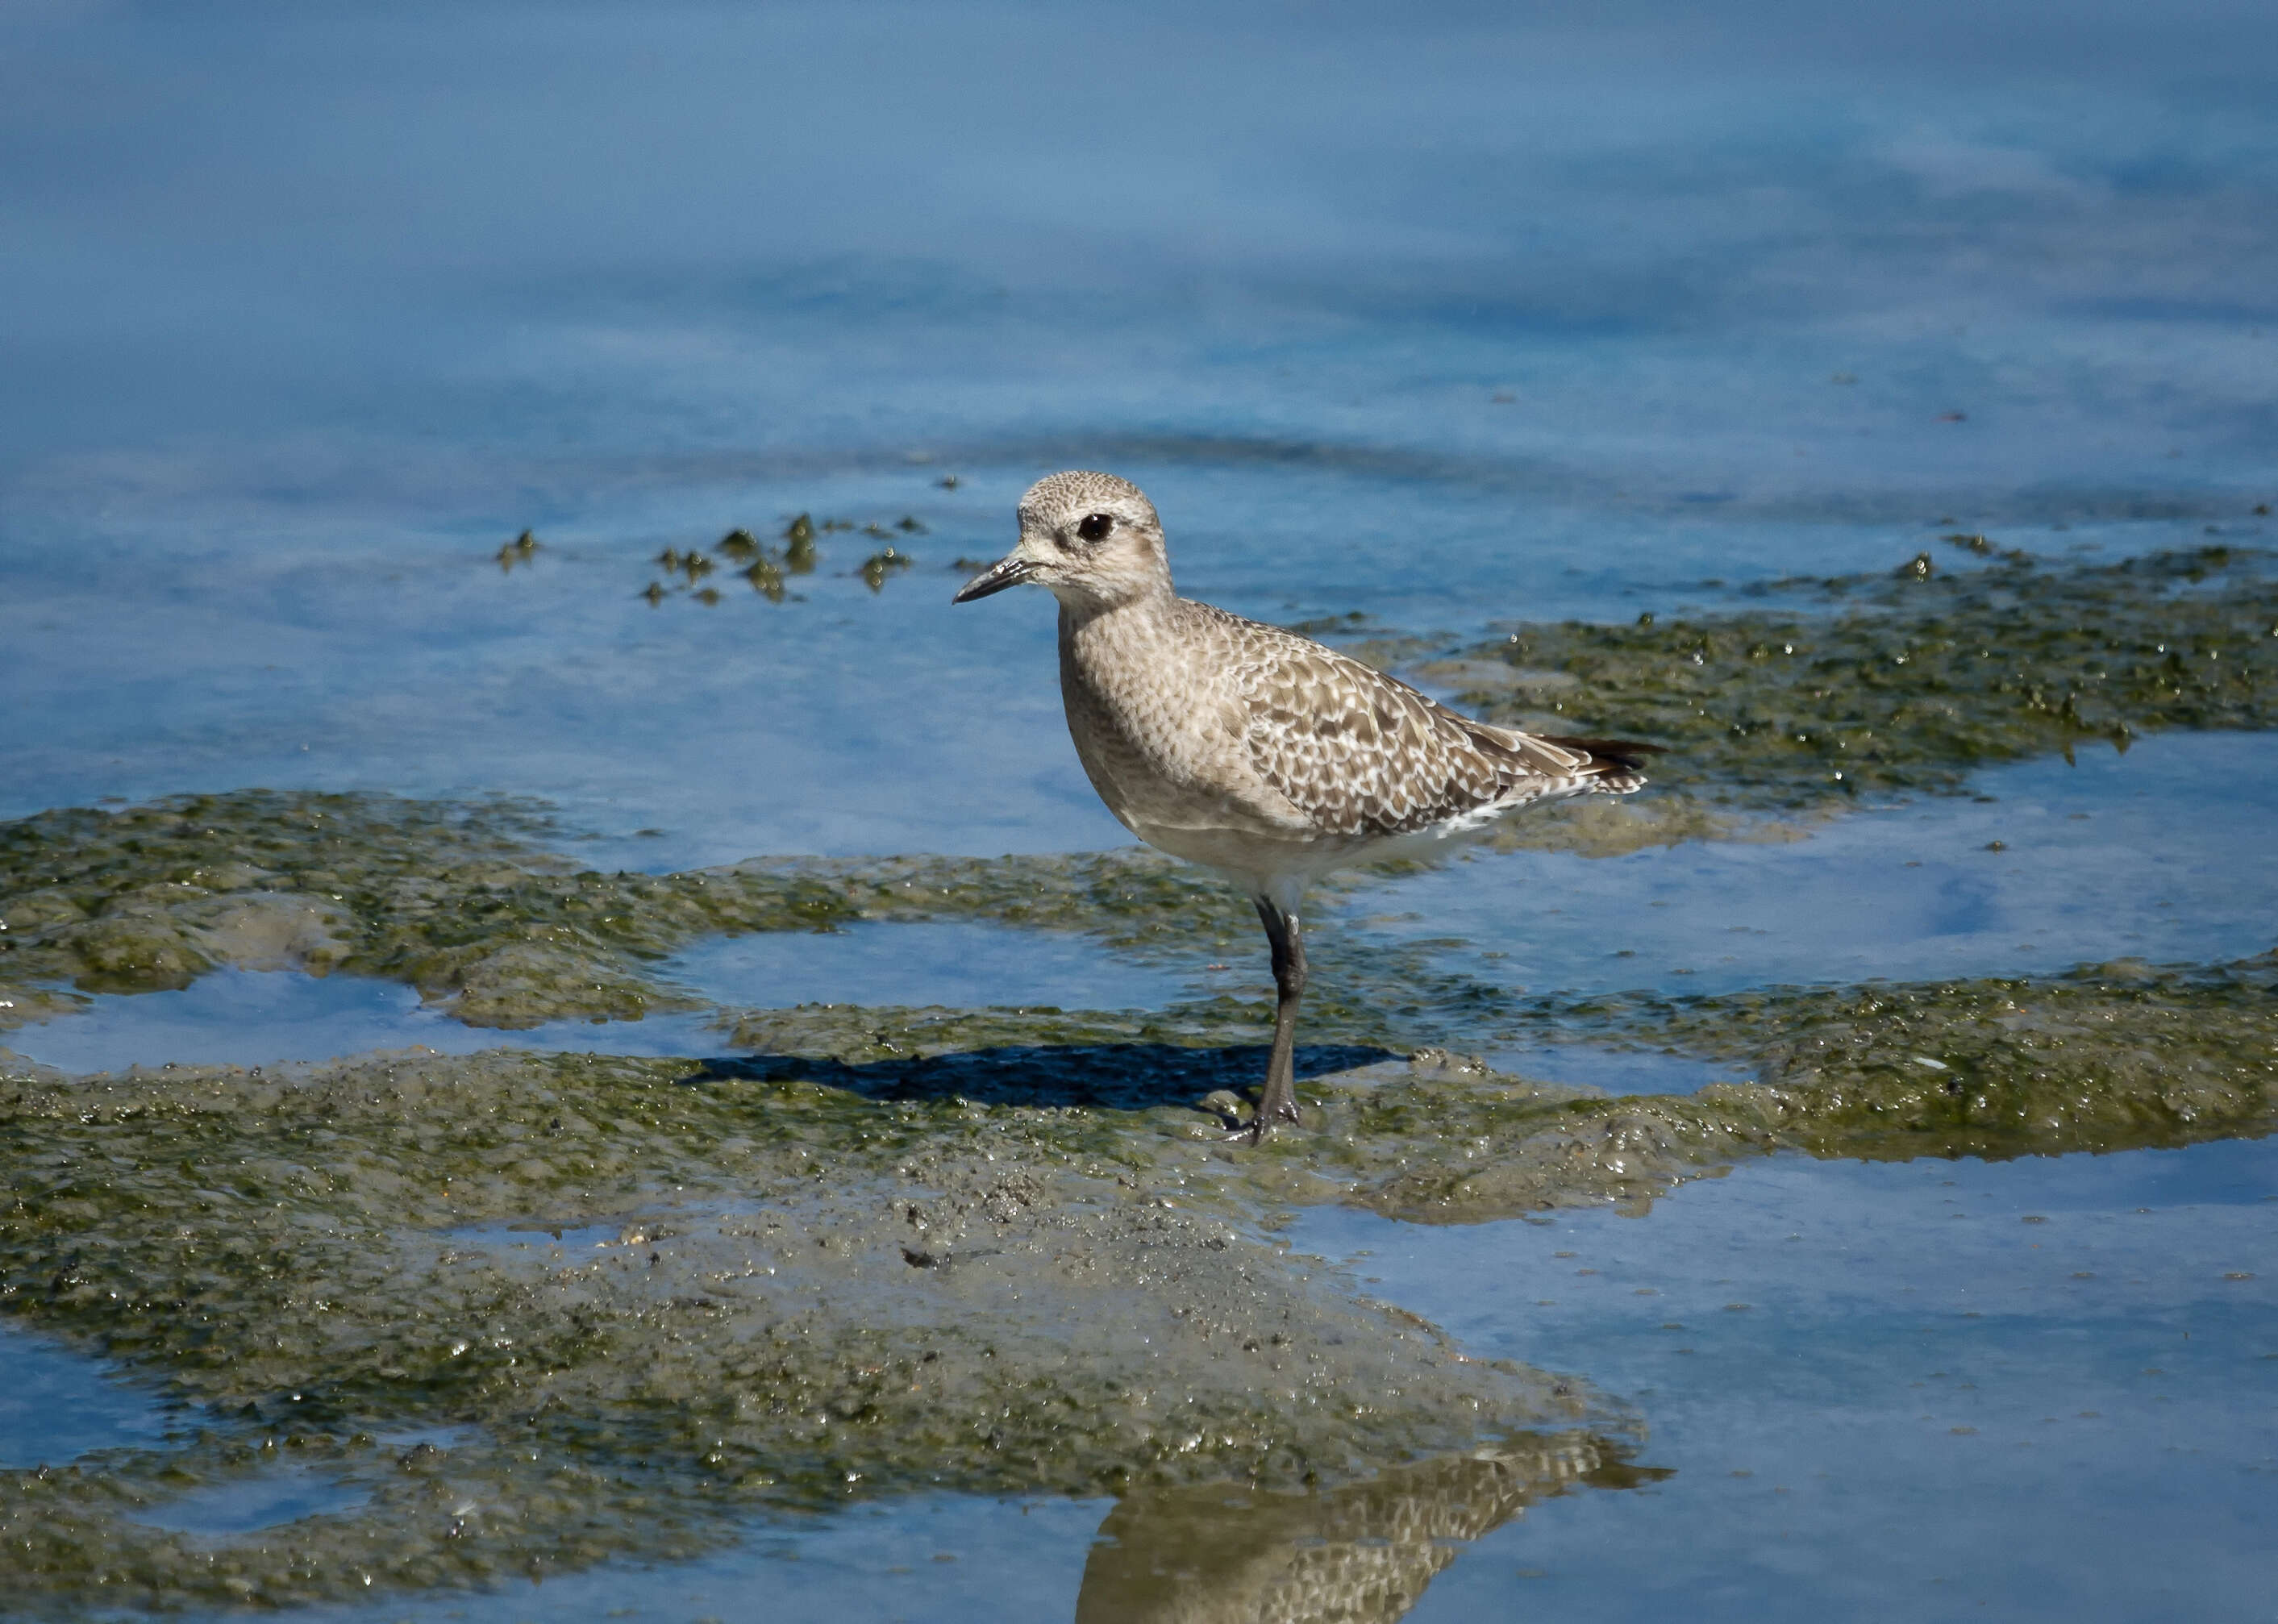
[0,1322,178,1469]
[1348,730,2278,999]
[1,968,723,1075]
[1290,1135,2278,1623]
[664,920,1195,1014]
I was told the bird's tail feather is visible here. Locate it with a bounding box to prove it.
[1537,735,1664,775]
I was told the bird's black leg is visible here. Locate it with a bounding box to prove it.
[1242,895,1308,1143]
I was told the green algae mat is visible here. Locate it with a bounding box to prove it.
[2,543,2275,1613]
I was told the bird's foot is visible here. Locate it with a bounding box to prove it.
[1225,1118,1289,1145]
[1224,1093,1302,1145]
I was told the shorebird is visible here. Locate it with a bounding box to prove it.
[953,471,1653,1140]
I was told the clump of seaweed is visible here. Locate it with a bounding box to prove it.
[783,513,818,573]
[494,529,540,572]
[1469,544,2278,809]
[1522,950,2278,1161]
[635,518,878,607]
[656,546,714,584]
[858,547,912,591]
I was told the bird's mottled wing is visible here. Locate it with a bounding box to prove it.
[1189,604,1626,838]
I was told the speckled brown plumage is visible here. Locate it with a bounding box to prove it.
[955,469,1654,1141]
[1193,598,1644,838]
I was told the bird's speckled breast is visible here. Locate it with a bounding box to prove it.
[1056,600,1303,863]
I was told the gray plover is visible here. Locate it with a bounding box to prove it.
[954,471,1653,1140]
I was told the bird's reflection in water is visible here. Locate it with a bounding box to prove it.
[1075,1430,1668,1623]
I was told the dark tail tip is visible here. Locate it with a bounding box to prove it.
[1543,735,1664,774]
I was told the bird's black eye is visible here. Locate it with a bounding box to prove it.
[1076,512,1114,543]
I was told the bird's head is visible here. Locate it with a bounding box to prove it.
[952,470,1172,611]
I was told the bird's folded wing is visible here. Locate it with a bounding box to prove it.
[1219,621,1614,838]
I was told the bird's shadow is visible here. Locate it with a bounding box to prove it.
[682,1041,1397,1113]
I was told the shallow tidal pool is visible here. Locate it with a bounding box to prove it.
[1296,1141,2278,1623]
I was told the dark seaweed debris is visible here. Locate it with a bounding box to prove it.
[627,513,941,606]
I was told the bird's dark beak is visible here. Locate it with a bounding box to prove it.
[952,553,1033,604]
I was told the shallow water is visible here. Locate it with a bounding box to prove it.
[0,968,723,1074]
[254,1494,1114,1624]
[3,1,2276,1618]
[6,4,2276,862]
[131,1472,373,1541]
[1357,729,2278,1000]
[2,922,1186,1076]
[0,1323,179,1471]
[1291,1139,2278,1622]
[663,921,1199,1013]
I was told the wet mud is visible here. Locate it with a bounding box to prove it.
[0,1043,1649,1613]
[2,937,2271,1609]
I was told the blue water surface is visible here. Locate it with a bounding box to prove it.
[0,1322,180,1471]
[1293,1138,2278,1623]
[1360,728,2278,1003]
[3,0,2273,864]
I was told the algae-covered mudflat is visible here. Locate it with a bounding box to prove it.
[2,543,2273,1618]
[6,2,2278,1618]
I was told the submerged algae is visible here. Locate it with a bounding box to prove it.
[1555,949,2278,1160]
[1469,544,2278,809]
[716,951,2277,1226]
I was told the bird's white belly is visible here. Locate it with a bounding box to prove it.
[1123,800,1500,900]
